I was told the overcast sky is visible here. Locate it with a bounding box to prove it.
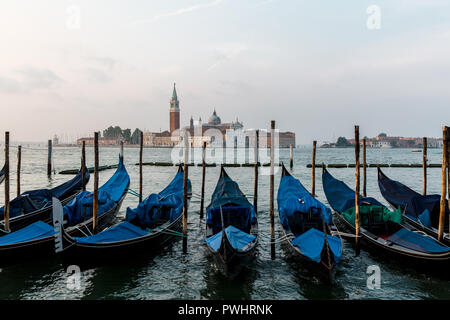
[1,0,450,144]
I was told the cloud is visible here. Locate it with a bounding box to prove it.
[132,0,225,24]
[208,43,247,71]
[84,56,116,70]
[0,67,62,94]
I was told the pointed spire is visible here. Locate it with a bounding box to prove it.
[172,82,178,101]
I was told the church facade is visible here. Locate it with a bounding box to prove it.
[143,84,296,148]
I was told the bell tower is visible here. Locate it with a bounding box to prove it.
[169,83,180,133]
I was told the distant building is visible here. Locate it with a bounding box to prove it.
[77,137,124,146]
[143,84,296,148]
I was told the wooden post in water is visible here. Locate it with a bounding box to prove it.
[354,125,361,256]
[438,127,447,241]
[363,138,367,197]
[200,141,207,219]
[254,130,259,214]
[93,132,99,234]
[139,131,143,203]
[312,140,317,197]
[17,145,21,197]
[120,140,124,161]
[182,130,189,253]
[289,144,293,169]
[47,139,52,176]
[81,141,86,191]
[4,132,10,232]
[447,127,450,234]
[423,137,427,196]
[270,121,275,260]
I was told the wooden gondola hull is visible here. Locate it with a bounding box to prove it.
[279,228,337,284]
[1,191,80,233]
[59,215,183,264]
[206,227,258,279]
[0,193,125,265]
[333,212,450,272]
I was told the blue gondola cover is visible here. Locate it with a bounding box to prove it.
[387,228,450,253]
[125,169,190,227]
[290,228,342,263]
[205,225,256,252]
[74,221,149,244]
[0,221,55,245]
[278,174,333,228]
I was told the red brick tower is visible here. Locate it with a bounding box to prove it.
[170,83,180,133]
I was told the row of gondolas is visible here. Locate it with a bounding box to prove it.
[0,155,449,283]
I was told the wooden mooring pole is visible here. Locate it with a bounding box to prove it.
[81,141,86,191]
[200,141,207,219]
[17,145,21,197]
[363,138,367,197]
[254,130,259,214]
[270,121,275,260]
[93,132,99,234]
[139,131,143,203]
[182,130,189,253]
[312,140,316,197]
[47,139,52,176]
[423,137,427,196]
[4,132,10,232]
[289,144,293,169]
[438,127,447,241]
[354,126,361,256]
[120,140,124,161]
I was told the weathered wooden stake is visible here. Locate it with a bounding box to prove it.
[254,130,259,214]
[139,131,143,203]
[81,141,86,191]
[312,140,317,197]
[289,144,293,169]
[363,138,367,197]
[200,141,207,219]
[93,132,99,234]
[182,130,189,253]
[4,132,10,232]
[438,127,447,241]
[270,121,275,260]
[47,139,52,176]
[120,140,124,161]
[17,145,21,197]
[354,125,361,256]
[423,137,427,196]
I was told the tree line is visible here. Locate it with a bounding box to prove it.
[102,126,142,144]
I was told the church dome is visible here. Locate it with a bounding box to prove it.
[208,109,221,125]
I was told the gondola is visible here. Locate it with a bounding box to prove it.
[378,168,449,245]
[204,166,258,279]
[0,156,129,263]
[0,165,90,233]
[53,165,191,260]
[322,167,450,268]
[277,163,342,283]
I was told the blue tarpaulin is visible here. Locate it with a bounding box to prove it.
[125,168,190,227]
[0,168,90,220]
[277,174,333,229]
[205,225,256,252]
[63,156,129,225]
[387,228,450,253]
[0,221,54,245]
[74,221,148,244]
[290,228,342,263]
[322,169,382,212]
[378,169,448,230]
[206,169,256,234]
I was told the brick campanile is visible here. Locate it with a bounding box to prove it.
[169,83,180,133]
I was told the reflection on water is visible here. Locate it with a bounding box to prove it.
[0,146,449,299]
